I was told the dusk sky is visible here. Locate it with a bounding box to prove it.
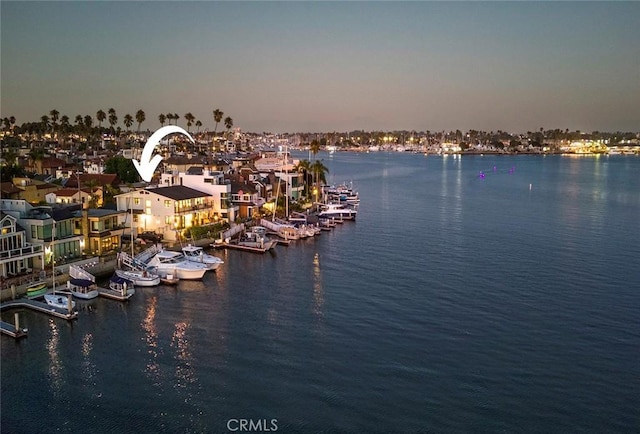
[2,1,639,134]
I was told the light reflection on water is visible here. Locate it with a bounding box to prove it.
[313,253,324,320]
[142,295,161,385]
[171,320,196,391]
[81,332,100,398]
[46,319,63,395]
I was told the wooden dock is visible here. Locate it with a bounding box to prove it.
[0,320,27,339]
[0,298,78,321]
[97,287,134,301]
[220,242,276,254]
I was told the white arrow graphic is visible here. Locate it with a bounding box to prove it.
[132,126,195,182]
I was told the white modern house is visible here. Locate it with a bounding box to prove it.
[115,185,216,242]
[160,168,237,223]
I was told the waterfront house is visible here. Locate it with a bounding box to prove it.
[74,208,127,257]
[0,200,85,269]
[160,168,237,223]
[115,185,215,242]
[229,181,261,219]
[0,212,44,279]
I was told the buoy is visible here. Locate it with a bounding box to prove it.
[529,183,532,190]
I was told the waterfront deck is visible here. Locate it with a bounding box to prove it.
[0,298,78,320]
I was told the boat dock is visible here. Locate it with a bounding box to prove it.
[0,298,78,321]
[97,287,134,301]
[0,320,27,339]
[219,242,276,254]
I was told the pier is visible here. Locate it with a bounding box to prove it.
[0,317,27,339]
[1,298,78,321]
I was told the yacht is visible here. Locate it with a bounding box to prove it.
[145,250,208,280]
[181,244,224,271]
[317,203,358,220]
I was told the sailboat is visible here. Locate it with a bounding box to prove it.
[44,221,76,310]
[114,190,160,286]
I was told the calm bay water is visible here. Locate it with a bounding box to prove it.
[2,153,639,433]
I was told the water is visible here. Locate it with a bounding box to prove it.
[2,153,639,433]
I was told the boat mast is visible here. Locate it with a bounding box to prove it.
[52,220,56,294]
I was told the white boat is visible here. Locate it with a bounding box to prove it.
[105,274,135,300]
[238,226,277,250]
[65,278,99,299]
[67,265,100,299]
[181,244,224,271]
[44,293,76,310]
[160,273,179,286]
[114,268,160,287]
[317,203,358,220]
[145,250,208,280]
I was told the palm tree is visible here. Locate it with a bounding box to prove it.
[123,114,133,132]
[96,110,106,129]
[212,109,223,153]
[59,115,70,145]
[40,115,50,139]
[159,113,166,127]
[295,159,312,198]
[135,109,146,135]
[195,120,202,133]
[310,139,320,162]
[83,115,93,142]
[310,160,329,202]
[173,113,180,126]
[28,147,45,173]
[74,114,84,132]
[184,112,195,133]
[49,109,59,139]
[108,108,117,135]
[224,116,233,140]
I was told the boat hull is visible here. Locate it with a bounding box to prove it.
[26,283,47,298]
[115,269,160,286]
[44,293,76,310]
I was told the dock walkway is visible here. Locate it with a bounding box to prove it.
[0,298,78,321]
[0,320,27,339]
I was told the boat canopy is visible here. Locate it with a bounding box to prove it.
[110,275,133,285]
[69,278,94,287]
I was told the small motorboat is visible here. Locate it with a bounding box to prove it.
[160,273,179,286]
[44,293,76,310]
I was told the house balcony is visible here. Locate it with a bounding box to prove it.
[0,244,43,260]
[174,202,213,214]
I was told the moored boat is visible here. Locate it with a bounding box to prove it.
[44,293,76,310]
[145,249,208,280]
[160,273,179,285]
[105,274,135,300]
[237,226,277,250]
[65,278,99,300]
[317,203,358,220]
[114,268,160,287]
[26,281,47,298]
[181,244,224,270]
